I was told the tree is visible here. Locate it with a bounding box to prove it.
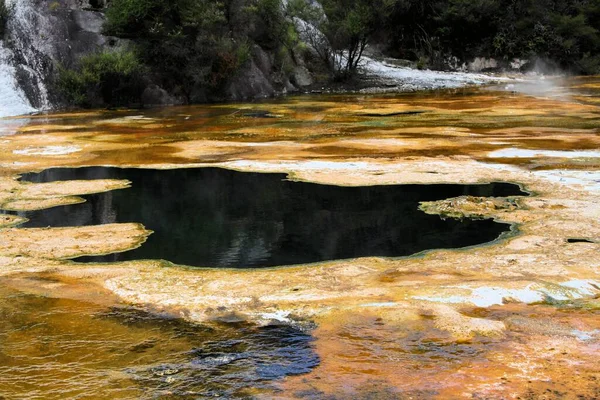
[323,0,378,76]
[382,0,600,73]
[103,0,254,101]
[291,0,386,78]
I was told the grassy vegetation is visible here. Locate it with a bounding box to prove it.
[57,50,146,107]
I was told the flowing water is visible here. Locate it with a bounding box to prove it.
[0,78,599,399]
[0,0,52,117]
[0,43,36,118]
[0,280,318,399]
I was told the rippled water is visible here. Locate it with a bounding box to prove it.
[0,282,318,399]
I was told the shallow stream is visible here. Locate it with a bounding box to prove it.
[0,281,318,399]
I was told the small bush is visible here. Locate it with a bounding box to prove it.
[416,56,429,70]
[207,39,252,89]
[57,50,146,107]
[103,0,157,37]
[578,53,600,75]
[253,0,289,50]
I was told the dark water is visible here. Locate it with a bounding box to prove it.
[108,309,319,398]
[0,282,318,399]
[15,167,526,268]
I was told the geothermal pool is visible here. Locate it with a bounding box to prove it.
[1,78,599,399]
[16,167,525,267]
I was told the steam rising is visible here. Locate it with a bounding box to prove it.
[501,59,571,100]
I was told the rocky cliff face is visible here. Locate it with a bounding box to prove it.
[0,0,314,116]
[222,44,313,103]
[1,0,127,111]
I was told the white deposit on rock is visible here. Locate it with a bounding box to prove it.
[414,279,600,307]
[359,56,512,91]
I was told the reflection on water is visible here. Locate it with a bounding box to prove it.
[0,282,318,399]
[19,167,525,268]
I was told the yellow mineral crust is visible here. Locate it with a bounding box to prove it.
[419,195,521,219]
[0,176,131,211]
[0,223,151,260]
[0,78,599,398]
[0,214,26,228]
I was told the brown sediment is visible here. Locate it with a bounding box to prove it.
[1,270,125,307]
[276,302,600,399]
[0,77,599,398]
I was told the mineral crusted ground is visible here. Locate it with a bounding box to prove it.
[1,78,599,398]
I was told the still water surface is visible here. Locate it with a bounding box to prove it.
[19,167,525,268]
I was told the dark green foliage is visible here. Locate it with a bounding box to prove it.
[289,0,386,78]
[321,0,387,77]
[103,0,255,101]
[384,0,600,73]
[252,0,289,49]
[57,50,146,107]
[299,0,600,75]
[252,0,304,75]
[104,0,225,38]
[0,0,10,36]
[103,0,162,37]
[60,0,600,108]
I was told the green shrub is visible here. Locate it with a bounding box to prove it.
[104,0,226,38]
[416,56,428,70]
[202,38,251,89]
[57,50,146,107]
[103,0,159,37]
[385,0,600,73]
[103,0,249,101]
[291,0,386,78]
[578,53,600,74]
[253,0,291,49]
